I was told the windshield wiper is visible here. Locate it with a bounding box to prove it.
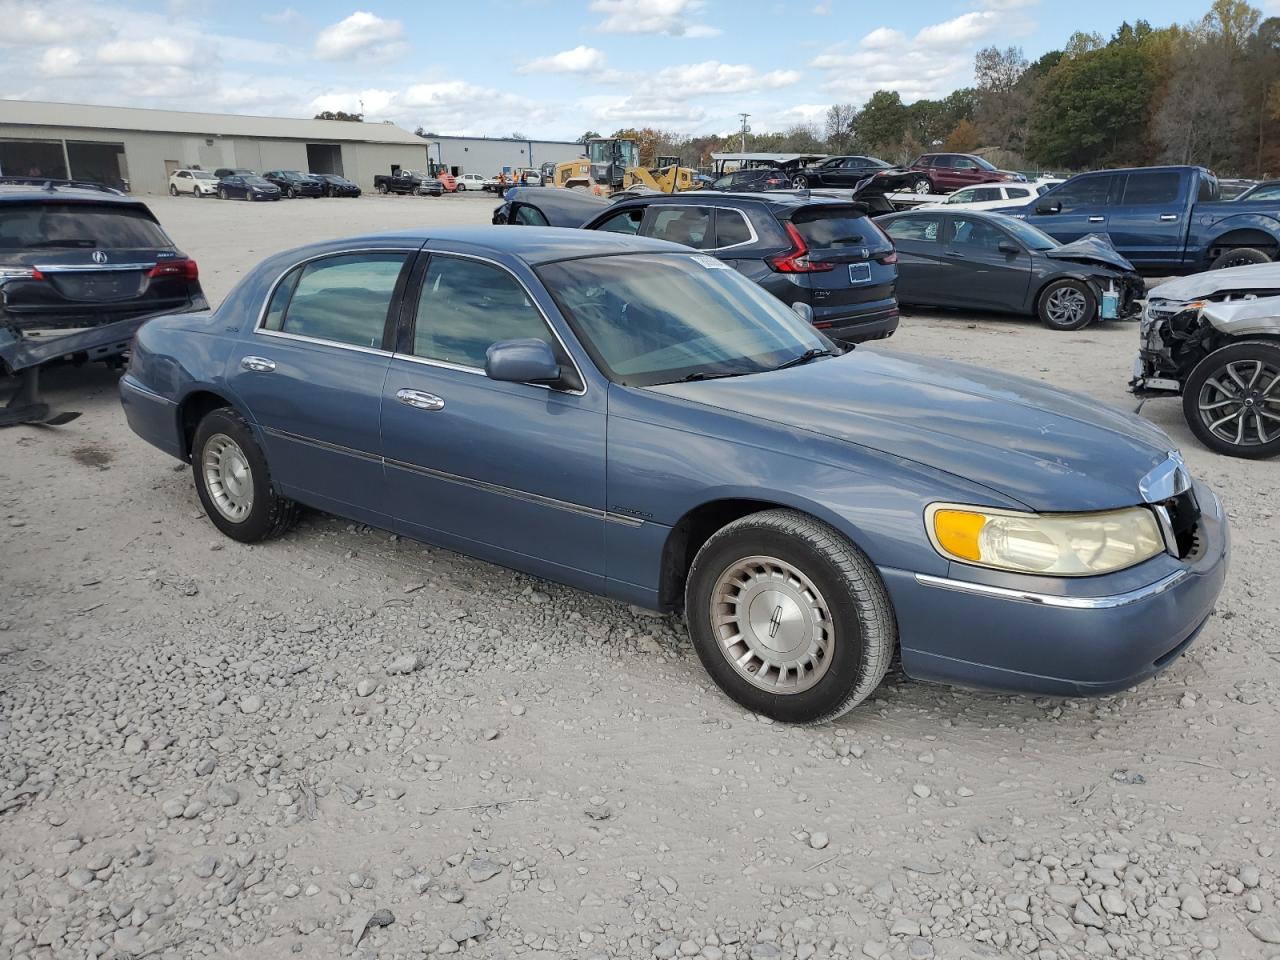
[773,348,835,371]
[669,369,752,383]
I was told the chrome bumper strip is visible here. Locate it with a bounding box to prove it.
[913,569,1189,609]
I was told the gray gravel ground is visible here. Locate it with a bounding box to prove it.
[1,193,1277,960]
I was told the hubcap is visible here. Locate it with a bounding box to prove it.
[1045,286,1087,325]
[1198,358,1280,447]
[710,555,834,694]
[202,433,254,522]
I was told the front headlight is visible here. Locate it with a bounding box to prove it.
[927,503,1164,576]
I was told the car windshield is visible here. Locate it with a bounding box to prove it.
[538,253,829,387]
[192,171,215,180]
[0,203,171,249]
[994,217,1058,250]
[971,156,998,171]
[244,176,272,187]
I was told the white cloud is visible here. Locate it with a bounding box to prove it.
[812,1,830,13]
[915,12,998,48]
[263,7,303,25]
[38,47,83,76]
[521,45,608,74]
[314,11,407,62]
[648,61,801,94]
[0,2,102,44]
[97,38,197,67]
[589,0,719,37]
[579,93,710,128]
[861,27,905,50]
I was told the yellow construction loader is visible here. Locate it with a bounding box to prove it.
[623,156,703,193]
[555,140,702,196]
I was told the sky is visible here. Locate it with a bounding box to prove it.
[0,0,1230,141]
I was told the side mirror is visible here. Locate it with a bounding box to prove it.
[997,240,1021,255]
[791,302,815,325]
[485,338,563,385]
[1035,200,1061,215]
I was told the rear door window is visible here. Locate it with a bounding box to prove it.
[644,206,713,249]
[949,217,1008,250]
[1121,171,1181,205]
[269,252,407,349]
[1005,187,1031,199]
[972,187,1001,202]
[594,208,643,234]
[713,208,753,247]
[885,215,942,242]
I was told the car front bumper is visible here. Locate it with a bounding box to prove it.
[881,481,1229,697]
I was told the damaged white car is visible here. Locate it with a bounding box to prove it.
[1132,263,1280,458]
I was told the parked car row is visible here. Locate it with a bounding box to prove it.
[168,168,363,200]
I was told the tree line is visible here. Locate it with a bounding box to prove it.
[607,0,1280,177]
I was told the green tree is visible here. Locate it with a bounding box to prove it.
[315,111,363,122]
[578,131,602,143]
[825,103,858,152]
[857,90,908,154]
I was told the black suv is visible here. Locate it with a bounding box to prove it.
[0,180,206,425]
[494,188,899,344]
[262,170,325,198]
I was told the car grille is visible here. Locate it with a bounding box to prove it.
[1158,489,1202,560]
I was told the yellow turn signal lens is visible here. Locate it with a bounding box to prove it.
[932,509,986,561]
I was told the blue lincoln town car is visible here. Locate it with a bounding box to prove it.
[120,227,1229,723]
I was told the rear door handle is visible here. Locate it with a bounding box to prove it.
[240,356,276,372]
[1159,214,1178,221]
[1088,216,1105,223]
[945,251,966,258]
[396,388,445,411]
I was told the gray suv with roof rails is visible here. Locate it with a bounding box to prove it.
[493,188,899,344]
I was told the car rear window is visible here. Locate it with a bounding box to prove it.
[789,207,883,250]
[0,202,172,250]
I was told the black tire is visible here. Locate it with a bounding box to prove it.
[792,175,809,189]
[911,177,932,195]
[457,183,467,191]
[376,183,388,195]
[219,188,228,200]
[1181,340,1280,459]
[684,509,895,724]
[1209,247,1271,270]
[169,184,178,196]
[1036,278,1096,331]
[191,408,299,543]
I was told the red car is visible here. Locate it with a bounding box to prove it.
[906,153,1024,194]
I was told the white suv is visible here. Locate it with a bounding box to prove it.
[168,169,219,197]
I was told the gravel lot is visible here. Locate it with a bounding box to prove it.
[2,193,1277,960]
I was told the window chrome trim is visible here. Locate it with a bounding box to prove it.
[914,569,1189,609]
[33,262,156,272]
[261,425,639,526]
[252,246,419,350]
[638,202,759,252]
[402,248,588,397]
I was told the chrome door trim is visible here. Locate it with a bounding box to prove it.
[261,426,381,464]
[636,202,759,252]
[253,328,392,357]
[33,262,155,272]
[913,569,1188,609]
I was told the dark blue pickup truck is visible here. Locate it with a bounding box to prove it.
[1005,165,1280,275]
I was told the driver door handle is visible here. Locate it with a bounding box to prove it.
[240,356,276,372]
[1088,216,1105,223]
[1159,214,1178,221]
[396,388,445,411]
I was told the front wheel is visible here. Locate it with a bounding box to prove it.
[219,188,228,200]
[169,184,178,196]
[685,509,895,723]
[457,183,467,191]
[1182,340,1280,458]
[1209,247,1271,270]
[910,177,932,195]
[1037,278,1095,331]
[192,408,299,542]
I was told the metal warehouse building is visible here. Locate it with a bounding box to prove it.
[0,100,584,194]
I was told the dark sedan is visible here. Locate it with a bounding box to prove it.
[708,168,789,192]
[120,227,1227,723]
[217,175,281,201]
[262,170,324,198]
[495,188,898,343]
[313,174,362,198]
[792,155,893,190]
[878,209,1143,330]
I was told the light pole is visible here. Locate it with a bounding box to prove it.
[738,113,750,153]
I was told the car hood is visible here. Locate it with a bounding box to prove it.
[1148,261,1280,302]
[1044,234,1136,272]
[648,350,1174,512]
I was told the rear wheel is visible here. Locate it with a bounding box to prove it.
[792,175,809,189]
[192,408,299,542]
[1037,278,1095,331]
[685,509,895,723]
[1209,247,1271,270]
[376,183,389,195]
[1182,341,1280,458]
[169,184,178,196]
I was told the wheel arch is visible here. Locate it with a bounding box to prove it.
[1206,228,1280,263]
[1030,272,1099,317]
[656,495,874,612]
[177,389,242,461]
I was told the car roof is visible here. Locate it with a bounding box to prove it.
[351,225,689,264]
[614,191,867,213]
[0,183,148,208]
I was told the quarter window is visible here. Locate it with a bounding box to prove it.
[885,215,942,242]
[270,253,406,348]
[714,209,753,247]
[413,256,553,369]
[512,204,549,226]
[1006,187,1030,199]
[646,206,713,249]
